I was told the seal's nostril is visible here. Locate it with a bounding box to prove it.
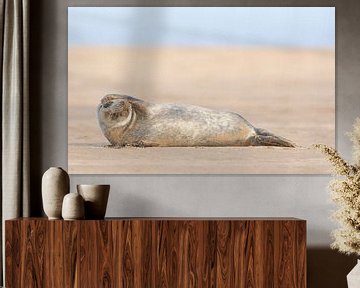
[103,101,112,108]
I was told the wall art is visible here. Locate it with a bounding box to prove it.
[68,7,335,174]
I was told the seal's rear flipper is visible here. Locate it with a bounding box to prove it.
[253,135,295,147]
[252,128,295,147]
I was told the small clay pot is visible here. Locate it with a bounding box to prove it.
[42,167,69,219]
[77,184,110,219]
[62,192,85,220]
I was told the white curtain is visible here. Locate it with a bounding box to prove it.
[0,0,30,284]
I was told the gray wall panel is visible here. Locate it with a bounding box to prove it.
[29,1,360,286]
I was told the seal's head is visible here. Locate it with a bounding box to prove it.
[97,94,148,145]
[97,95,133,131]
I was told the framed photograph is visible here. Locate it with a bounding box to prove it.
[68,7,335,174]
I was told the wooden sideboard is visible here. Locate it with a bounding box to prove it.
[5,218,306,287]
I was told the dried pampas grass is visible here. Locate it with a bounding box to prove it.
[350,118,360,167]
[314,118,360,256]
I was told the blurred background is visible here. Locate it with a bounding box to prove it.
[68,7,334,48]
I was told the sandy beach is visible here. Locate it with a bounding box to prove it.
[68,47,335,174]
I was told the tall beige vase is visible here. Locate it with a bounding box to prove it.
[42,167,70,219]
[77,184,110,219]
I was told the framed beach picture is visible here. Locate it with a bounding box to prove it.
[68,7,335,174]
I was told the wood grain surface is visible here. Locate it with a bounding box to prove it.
[5,218,306,287]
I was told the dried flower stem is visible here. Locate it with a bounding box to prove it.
[313,118,360,256]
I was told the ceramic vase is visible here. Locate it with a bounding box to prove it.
[62,192,85,220]
[77,184,110,219]
[42,167,70,219]
[347,259,360,288]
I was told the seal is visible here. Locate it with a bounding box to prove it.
[97,94,295,147]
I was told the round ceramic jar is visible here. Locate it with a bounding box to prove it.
[62,192,85,220]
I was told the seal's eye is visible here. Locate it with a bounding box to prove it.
[103,101,113,109]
